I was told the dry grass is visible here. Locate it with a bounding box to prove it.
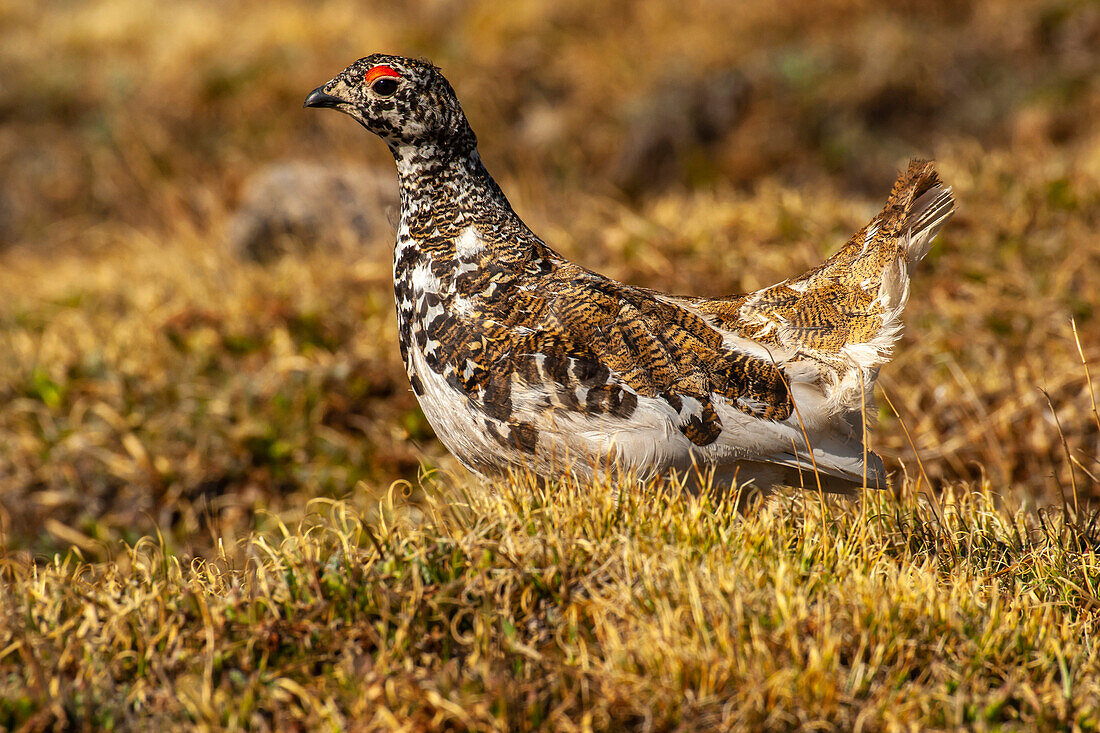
[2,0,1100,728]
[4,478,1100,730]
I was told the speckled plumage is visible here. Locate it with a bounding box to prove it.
[305,55,955,494]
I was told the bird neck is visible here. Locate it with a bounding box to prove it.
[392,144,526,242]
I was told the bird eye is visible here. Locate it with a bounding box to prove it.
[371,78,398,97]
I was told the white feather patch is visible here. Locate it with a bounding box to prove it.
[455,226,485,258]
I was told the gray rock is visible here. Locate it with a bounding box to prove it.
[227,161,399,262]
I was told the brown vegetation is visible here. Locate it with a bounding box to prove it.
[1,0,1099,728]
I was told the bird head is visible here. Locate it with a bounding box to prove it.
[304,54,475,153]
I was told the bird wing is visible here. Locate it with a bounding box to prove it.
[536,270,890,488]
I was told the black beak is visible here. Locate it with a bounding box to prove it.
[303,86,344,109]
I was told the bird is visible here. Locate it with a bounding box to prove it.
[304,54,955,498]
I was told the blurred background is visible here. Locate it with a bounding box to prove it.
[1,0,1098,559]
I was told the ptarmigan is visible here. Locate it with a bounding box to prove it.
[305,54,955,496]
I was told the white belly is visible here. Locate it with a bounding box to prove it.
[407,340,505,476]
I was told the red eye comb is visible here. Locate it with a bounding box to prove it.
[365,65,401,84]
